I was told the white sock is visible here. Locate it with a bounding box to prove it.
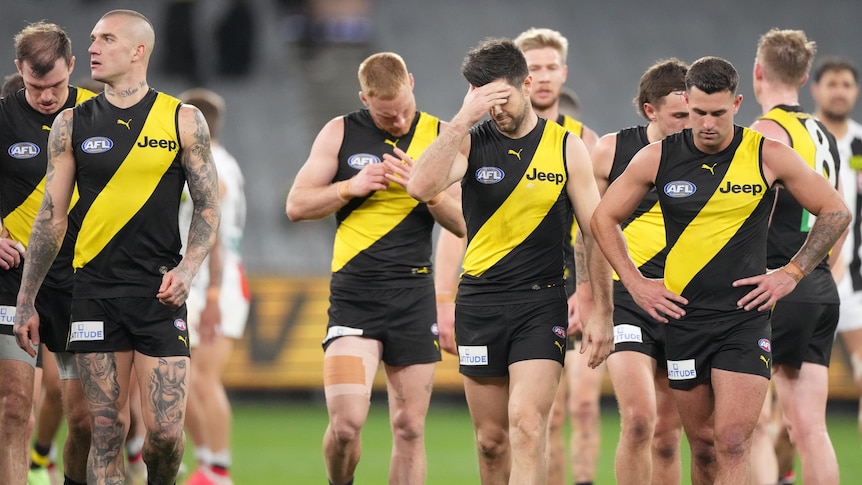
[194,447,213,466]
[210,449,232,469]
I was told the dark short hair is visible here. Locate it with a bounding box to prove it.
[686,56,739,95]
[633,58,689,119]
[461,38,529,88]
[812,56,859,84]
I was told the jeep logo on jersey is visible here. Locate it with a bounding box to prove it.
[81,137,113,154]
[347,153,380,170]
[718,181,764,196]
[8,142,39,159]
[137,136,178,152]
[663,180,696,198]
[475,166,505,184]
[525,167,564,185]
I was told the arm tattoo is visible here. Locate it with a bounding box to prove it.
[19,114,70,302]
[181,108,220,276]
[574,229,590,286]
[796,210,852,272]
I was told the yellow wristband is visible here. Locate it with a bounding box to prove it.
[436,291,455,304]
[336,181,351,202]
[783,260,805,283]
[427,192,445,207]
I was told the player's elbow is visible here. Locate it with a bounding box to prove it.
[284,196,306,222]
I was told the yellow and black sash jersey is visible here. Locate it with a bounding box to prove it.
[556,114,584,292]
[0,86,94,291]
[759,105,840,303]
[70,89,185,298]
[557,114,584,138]
[657,126,774,312]
[609,125,666,280]
[458,117,570,304]
[331,109,441,289]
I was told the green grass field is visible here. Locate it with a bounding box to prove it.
[204,395,862,484]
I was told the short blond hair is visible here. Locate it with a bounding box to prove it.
[513,27,568,64]
[358,52,409,100]
[756,28,816,86]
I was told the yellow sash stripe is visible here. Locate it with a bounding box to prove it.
[665,133,765,294]
[5,181,79,249]
[74,94,179,269]
[761,109,815,168]
[463,122,566,277]
[613,202,665,280]
[331,113,439,272]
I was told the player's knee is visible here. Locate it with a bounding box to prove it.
[0,388,32,428]
[390,413,425,444]
[147,423,185,452]
[689,438,716,468]
[713,426,748,459]
[509,412,546,448]
[569,397,598,425]
[620,410,655,444]
[652,436,679,463]
[475,429,508,461]
[329,414,365,444]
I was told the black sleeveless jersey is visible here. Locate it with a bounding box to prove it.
[0,86,94,290]
[330,109,441,289]
[71,89,185,298]
[609,126,667,279]
[759,105,840,303]
[657,126,773,312]
[458,117,570,304]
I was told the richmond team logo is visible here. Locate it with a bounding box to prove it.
[8,142,39,159]
[664,180,696,198]
[347,153,380,170]
[174,319,187,331]
[475,166,505,184]
[81,136,113,154]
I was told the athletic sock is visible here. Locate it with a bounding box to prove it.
[329,479,354,485]
[64,477,87,485]
[30,443,51,469]
[575,482,594,485]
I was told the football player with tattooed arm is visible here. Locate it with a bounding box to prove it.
[14,9,220,485]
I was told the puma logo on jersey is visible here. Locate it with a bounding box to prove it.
[117,119,132,129]
[178,335,188,347]
[508,148,523,160]
[760,354,770,368]
[554,341,563,354]
[384,139,399,148]
[701,162,717,174]
[41,125,51,131]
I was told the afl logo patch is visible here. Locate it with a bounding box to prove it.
[664,180,696,198]
[347,153,380,170]
[8,142,39,159]
[758,338,771,352]
[476,166,505,184]
[174,319,187,331]
[552,326,566,338]
[81,137,113,154]
[431,323,439,336]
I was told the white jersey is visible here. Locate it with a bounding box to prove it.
[837,119,862,284]
[835,119,862,330]
[180,144,250,342]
